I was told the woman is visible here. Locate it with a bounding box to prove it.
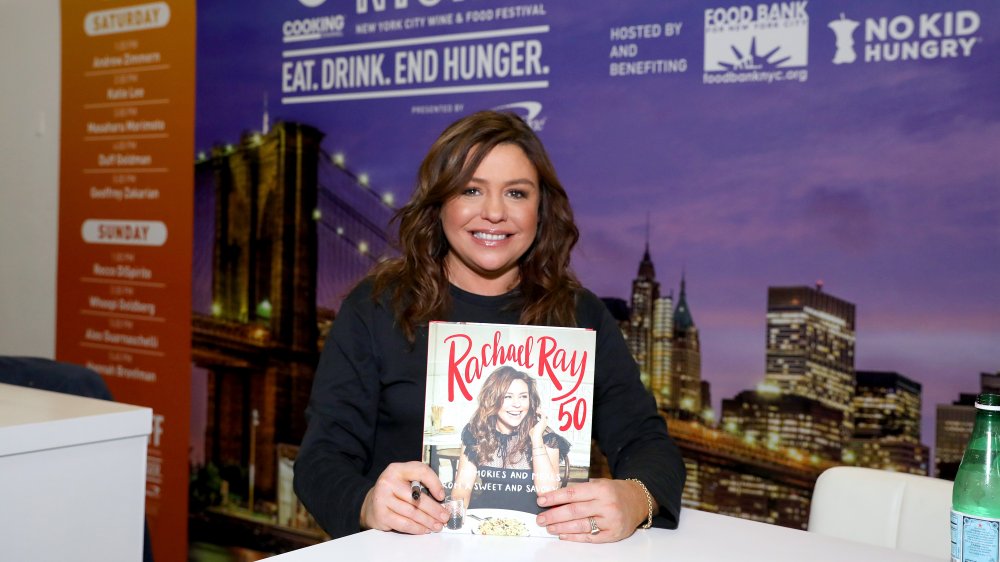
[294,110,685,543]
[451,366,570,513]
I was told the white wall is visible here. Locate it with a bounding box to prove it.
[0,0,60,357]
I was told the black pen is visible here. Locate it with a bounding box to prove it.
[410,480,422,501]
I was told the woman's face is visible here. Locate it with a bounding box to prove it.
[495,378,531,434]
[440,143,540,295]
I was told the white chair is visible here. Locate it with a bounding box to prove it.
[808,466,953,559]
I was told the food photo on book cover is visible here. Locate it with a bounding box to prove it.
[422,321,596,537]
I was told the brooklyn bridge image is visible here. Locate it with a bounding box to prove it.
[190,119,394,550]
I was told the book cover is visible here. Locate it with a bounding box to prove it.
[422,321,596,537]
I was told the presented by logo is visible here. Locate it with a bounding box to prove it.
[493,101,547,131]
[299,0,327,7]
[828,13,860,64]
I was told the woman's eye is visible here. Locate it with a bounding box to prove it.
[507,190,526,199]
[462,187,480,196]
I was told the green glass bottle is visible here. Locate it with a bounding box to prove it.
[951,393,1000,562]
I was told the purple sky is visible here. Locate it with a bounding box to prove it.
[194,0,1000,453]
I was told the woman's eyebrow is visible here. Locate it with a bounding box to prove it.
[467,176,538,188]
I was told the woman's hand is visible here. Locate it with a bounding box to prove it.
[530,411,548,445]
[535,478,654,543]
[360,461,450,535]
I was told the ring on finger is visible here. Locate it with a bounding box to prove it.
[588,516,600,535]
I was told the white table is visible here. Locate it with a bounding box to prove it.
[264,508,941,561]
[0,382,151,562]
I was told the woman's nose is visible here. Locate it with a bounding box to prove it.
[480,192,506,222]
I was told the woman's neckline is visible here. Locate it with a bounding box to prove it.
[449,283,520,306]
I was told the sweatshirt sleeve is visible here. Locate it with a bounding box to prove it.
[580,290,687,529]
[294,284,382,539]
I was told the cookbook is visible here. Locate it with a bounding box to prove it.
[422,321,596,537]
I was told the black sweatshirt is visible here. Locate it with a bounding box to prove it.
[294,280,686,539]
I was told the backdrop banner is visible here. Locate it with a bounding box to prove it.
[57,2,195,561]
[189,0,998,550]
[195,0,998,449]
[58,0,999,559]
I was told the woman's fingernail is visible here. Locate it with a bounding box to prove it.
[537,496,548,506]
[537,516,546,525]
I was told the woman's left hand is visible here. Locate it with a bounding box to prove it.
[534,478,650,543]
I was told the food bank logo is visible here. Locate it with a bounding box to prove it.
[703,2,809,73]
[829,10,981,64]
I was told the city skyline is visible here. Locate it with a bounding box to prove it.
[621,245,930,472]
[601,243,992,453]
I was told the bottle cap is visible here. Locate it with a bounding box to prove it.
[974,393,1000,411]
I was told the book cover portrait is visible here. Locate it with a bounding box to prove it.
[422,322,596,537]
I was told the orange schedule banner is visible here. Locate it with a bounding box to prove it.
[57,2,195,561]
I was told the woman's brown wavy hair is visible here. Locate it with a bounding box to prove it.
[468,366,540,466]
[370,110,581,341]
